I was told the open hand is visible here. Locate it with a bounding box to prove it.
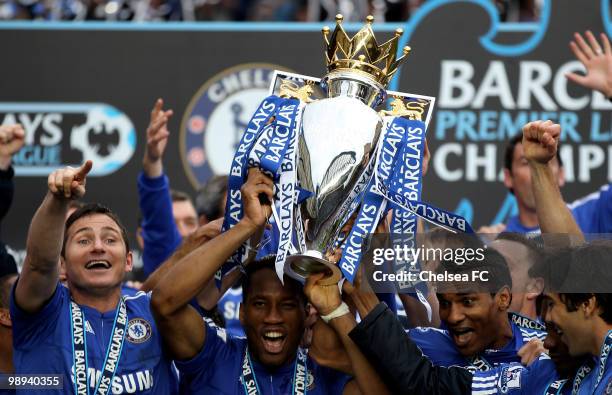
[566,31,612,97]
[145,98,173,164]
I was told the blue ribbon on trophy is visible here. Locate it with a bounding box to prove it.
[268,100,303,282]
[381,117,426,296]
[218,96,302,287]
[218,14,475,297]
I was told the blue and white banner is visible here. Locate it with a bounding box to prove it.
[220,96,304,286]
[219,96,282,285]
[373,117,474,234]
[272,101,304,282]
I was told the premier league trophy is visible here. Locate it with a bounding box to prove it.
[282,15,411,284]
[220,15,471,288]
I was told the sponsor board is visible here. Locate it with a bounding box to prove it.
[0,103,135,176]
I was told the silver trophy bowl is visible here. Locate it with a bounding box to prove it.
[284,71,385,285]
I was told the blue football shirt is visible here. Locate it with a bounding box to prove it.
[10,283,178,394]
[506,183,612,234]
[176,321,350,394]
[408,314,546,371]
[572,353,612,395]
[471,354,561,394]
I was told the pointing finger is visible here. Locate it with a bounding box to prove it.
[75,160,93,180]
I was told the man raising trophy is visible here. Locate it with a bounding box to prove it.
[219,14,471,289]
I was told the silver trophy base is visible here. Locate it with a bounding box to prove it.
[284,250,342,285]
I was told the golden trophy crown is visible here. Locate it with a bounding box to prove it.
[322,14,411,88]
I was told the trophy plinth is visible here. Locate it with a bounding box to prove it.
[284,251,342,285]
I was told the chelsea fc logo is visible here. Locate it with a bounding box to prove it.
[126,318,152,344]
[180,63,290,188]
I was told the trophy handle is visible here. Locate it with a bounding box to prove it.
[284,250,342,286]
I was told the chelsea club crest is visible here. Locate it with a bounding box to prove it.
[126,318,152,344]
[180,63,290,188]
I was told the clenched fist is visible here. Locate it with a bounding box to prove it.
[521,120,561,165]
[0,124,25,157]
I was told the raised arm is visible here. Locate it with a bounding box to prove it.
[141,218,223,292]
[522,121,584,242]
[143,98,173,179]
[566,31,612,97]
[348,303,472,395]
[15,161,92,313]
[0,124,24,224]
[138,98,181,276]
[151,168,273,360]
[142,217,243,310]
[304,273,390,395]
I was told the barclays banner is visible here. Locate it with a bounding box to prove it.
[0,103,136,176]
[0,0,609,250]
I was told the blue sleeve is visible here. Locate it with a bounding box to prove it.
[471,356,558,394]
[570,184,612,234]
[313,363,352,393]
[10,281,65,349]
[408,327,462,366]
[174,320,242,376]
[137,171,182,277]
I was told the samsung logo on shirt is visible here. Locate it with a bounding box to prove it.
[85,368,153,394]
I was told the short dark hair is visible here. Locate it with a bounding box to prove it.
[195,175,228,220]
[170,189,193,204]
[62,203,130,257]
[495,232,544,275]
[530,242,612,324]
[503,133,563,194]
[436,247,512,294]
[242,255,305,305]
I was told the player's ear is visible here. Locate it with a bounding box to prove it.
[496,286,511,311]
[503,168,514,190]
[125,251,133,273]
